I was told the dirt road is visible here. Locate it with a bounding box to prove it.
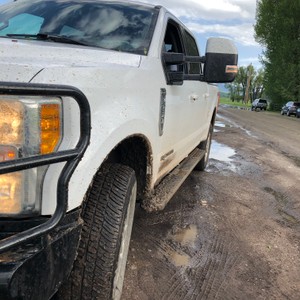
[122,107,300,300]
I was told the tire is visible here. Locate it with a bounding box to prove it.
[195,124,213,171]
[287,110,290,116]
[281,110,284,115]
[57,164,137,300]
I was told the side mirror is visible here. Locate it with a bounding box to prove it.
[203,38,238,83]
[162,52,185,85]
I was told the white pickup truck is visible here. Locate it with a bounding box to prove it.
[0,1,237,299]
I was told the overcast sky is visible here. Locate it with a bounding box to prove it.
[140,0,263,68]
[0,0,263,69]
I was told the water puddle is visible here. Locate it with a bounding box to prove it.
[173,225,198,245]
[217,114,257,138]
[207,141,238,173]
[167,225,198,267]
[210,141,236,162]
[171,253,190,267]
[214,120,232,129]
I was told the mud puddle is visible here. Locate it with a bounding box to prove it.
[214,120,232,133]
[207,140,238,174]
[168,225,198,267]
[216,114,257,138]
[210,140,235,162]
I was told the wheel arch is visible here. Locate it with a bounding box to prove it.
[103,134,153,200]
[211,107,217,127]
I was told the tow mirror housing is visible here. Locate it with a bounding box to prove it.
[162,52,185,85]
[203,38,238,83]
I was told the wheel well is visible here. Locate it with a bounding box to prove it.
[211,108,217,126]
[104,135,152,199]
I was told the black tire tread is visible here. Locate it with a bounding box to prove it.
[195,124,213,171]
[57,164,136,300]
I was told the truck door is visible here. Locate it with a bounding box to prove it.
[158,19,209,177]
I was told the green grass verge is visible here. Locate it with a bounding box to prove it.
[220,97,251,108]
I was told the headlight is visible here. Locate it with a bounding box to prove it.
[0,96,62,216]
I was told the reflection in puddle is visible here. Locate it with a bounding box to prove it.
[173,225,198,245]
[168,225,198,267]
[171,253,190,267]
[215,121,226,128]
[210,141,236,162]
[217,114,256,138]
[214,121,232,128]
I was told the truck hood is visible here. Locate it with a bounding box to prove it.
[0,38,141,83]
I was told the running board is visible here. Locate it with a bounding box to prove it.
[141,148,205,212]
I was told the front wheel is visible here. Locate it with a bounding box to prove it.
[195,124,213,171]
[57,164,137,300]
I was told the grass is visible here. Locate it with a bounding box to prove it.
[220,97,251,108]
[219,97,282,113]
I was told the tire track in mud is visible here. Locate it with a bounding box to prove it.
[161,235,240,300]
[162,177,241,300]
[263,186,300,227]
[132,192,241,300]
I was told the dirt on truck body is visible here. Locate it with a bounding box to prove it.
[122,106,300,300]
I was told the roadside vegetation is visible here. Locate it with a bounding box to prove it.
[224,65,264,106]
[255,0,299,108]
[225,1,299,111]
[219,98,282,115]
[219,97,251,109]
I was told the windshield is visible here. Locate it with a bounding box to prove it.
[0,0,158,55]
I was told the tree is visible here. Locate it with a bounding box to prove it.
[226,65,264,103]
[255,0,300,107]
[251,68,265,100]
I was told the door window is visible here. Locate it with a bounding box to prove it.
[162,21,184,75]
[183,30,201,74]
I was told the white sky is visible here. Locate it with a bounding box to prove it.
[0,0,263,68]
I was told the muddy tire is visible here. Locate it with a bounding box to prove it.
[57,164,137,300]
[195,124,213,171]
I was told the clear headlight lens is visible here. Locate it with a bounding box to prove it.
[0,96,62,216]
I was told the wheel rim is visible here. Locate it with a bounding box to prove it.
[112,182,137,300]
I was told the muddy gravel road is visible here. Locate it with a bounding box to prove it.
[122,106,300,300]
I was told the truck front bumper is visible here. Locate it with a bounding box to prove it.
[0,82,90,300]
[0,209,82,300]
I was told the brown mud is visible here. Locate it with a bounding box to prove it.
[122,107,300,300]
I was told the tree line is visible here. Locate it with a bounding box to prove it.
[226,0,299,110]
[225,65,265,104]
[255,0,299,109]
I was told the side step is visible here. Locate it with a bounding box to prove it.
[141,148,205,212]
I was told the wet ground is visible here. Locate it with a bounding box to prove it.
[122,107,300,300]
